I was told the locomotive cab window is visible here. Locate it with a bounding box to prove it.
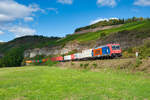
[115,45,120,50]
[112,45,120,50]
[112,46,116,50]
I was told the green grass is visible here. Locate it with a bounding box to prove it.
[0,66,150,100]
[76,21,148,42]
[58,20,150,43]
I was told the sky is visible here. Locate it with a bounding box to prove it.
[0,0,150,42]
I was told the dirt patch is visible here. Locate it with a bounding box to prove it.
[75,24,123,34]
[137,58,150,73]
[59,58,150,73]
[59,58,136,69]
[13,97,26,100]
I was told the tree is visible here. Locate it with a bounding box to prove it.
[0,47,25,67]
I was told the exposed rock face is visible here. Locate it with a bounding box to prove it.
[75,25,122,34]
[24,41,93,58]
[24,46,62,58]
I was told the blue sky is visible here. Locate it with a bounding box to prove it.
[0,0,150,42]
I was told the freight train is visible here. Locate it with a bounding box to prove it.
[25,44,122,63]
[51,43,122,62]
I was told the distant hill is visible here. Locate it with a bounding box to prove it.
[75,17,145,33]
[60,19,150,44]
[0,35,61,55]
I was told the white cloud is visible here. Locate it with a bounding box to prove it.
[110,17,119,20]
[97,0,116,7]
[47,8,58,14]
[0,0,41,22]
[57,0,73,4]
[0,30,4,35]
[0,0,42,38]
[0,14,14,22]
[90,18,109,25]
[24,17,34,22]
[134,0,150,6]
[90,17,118,25]
[8,26,36,37]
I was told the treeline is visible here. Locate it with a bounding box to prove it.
[0,47,24,67]
[0,35,61,55]
[0,35,62,67]
[75,17,149,32]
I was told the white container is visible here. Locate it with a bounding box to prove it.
[78,53,84,59]
[81,49,93,58]
[74,53,82,59]
[64,55,71,61]
[74,53,83,59]
[74,53,79,59]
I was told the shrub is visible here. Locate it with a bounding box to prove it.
[84,63,89,69]
[100,32,106,38]
[122,51,135,58]
[138,40,150,59]
[45,59,59,67]
[21,59,26,66]
[134,58,142,68]
[80,64,83,68]
[0,47,24,67]
[71,62,75,66]
[93,63,98,68]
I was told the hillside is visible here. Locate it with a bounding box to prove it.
[0,18,150,59]
[61,20,150,43]
[74,17,144,33]
[0,36,60,55]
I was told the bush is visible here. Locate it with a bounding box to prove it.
[0,47,24,67]
[80,64,83,68]
[122,51,135,58]
[93,63,98,68]
[45,59,59,67]
[134,58,142,68]
[100,32,106,38]
[84,63,89,69]
[71,62,75,66]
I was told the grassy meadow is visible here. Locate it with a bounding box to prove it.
[0,66,150,100]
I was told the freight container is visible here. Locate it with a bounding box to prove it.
[56,56,63,61]
[82,49,93,58]
[102,46,110,55]
[78,53,84,59]
[64,55,71,61]
[93,45,110,57]
[26,60,32,63]
[71,54,75,60]
[51,57,56,61]
[74,53,80,60]
[93,48,102,57]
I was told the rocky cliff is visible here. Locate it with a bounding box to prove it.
[24,41,93,58]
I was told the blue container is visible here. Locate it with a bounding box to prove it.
[102,46,110,56]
